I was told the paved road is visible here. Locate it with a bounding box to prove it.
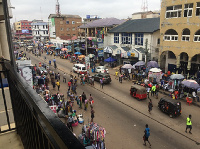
[25,51,200,149]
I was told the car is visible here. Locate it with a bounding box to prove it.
[92,73,111,84]
[158,96,181,118]
[72,64,87,75]
[37,67,48,75]
[95,66,109,73]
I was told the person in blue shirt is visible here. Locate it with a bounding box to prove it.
[143,124,151,146]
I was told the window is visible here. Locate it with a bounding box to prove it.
[26,27,28,28]
[157,38,160,45]
[66,21,69,24]
[73,34,76,36]
[61,28,63,31]
[67,28,70,31]
[196,2,200,16]
[121,33,132,44]
[114,33,119,43]
[37,25,39,29]
[46,25,48,29]
[72,21,75,24]
[25,23,27,25]
[22,27,24,29]
[43,31,45,34]
[194,30,200,42]
[46,31,48,34]
[29,27,31,29]
[168,51,176,59]
[184,3,193,17]
[43,25,45,29]
[72,27,75,31]
[29,23,31,25]
[164,29,178,41]
[135,33,143,45]
[182,28,190,41]
[22,23,24,25]
[166,5,182,18]
[67,34,70,36]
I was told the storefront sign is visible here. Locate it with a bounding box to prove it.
[98,50,104,57]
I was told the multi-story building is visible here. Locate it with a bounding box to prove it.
[106,17,160,65]
[160,0,200,75]
[48,14,82,40]
[132,11,160,20]
[14,20,33,41]
[31,20,49,42]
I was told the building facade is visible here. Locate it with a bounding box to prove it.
[106,17,160,65]
[160,0,200,75]
[14,20,33,41]
[48,14,82,40]
[31,21,49,42]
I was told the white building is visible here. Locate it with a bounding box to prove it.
[104,17,160,64]
[31,21,49,42]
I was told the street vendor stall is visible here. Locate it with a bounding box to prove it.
[148,68,162,83]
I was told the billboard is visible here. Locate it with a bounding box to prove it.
[22,30,29,33]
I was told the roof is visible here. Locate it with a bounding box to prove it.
[108,17,160,33]
[79,18,126,28]
[160,96,181,104]
[31,22,48,26]
[109,45,118,50]
[48,14,81,19]
[136,47,145,53]
[121,47,130,52]
[131,84,146,90]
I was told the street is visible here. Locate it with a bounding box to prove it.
[25,51,200,149]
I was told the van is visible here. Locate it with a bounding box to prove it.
[72,64,87,75]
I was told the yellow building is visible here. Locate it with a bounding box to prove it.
[160,0,200,76]
[15,21,21,30]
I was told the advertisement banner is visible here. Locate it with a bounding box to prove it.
[98,50,104,57]
[22,30,29,33]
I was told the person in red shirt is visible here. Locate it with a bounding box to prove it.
[68,81,71,91]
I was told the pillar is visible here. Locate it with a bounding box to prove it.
[0,21,10,60]
[187,58,191,78]
[176,55,180,74]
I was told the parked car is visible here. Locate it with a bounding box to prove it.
[95,66,109,73]
[37,67,48,75]
[92,73,111,84]
[158,96,181,118]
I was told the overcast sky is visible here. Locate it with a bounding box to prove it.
[10,0,160,22]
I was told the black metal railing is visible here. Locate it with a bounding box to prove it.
[2,60,84,149]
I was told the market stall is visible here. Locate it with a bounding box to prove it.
[148,68,162,83]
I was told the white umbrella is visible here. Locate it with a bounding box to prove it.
[122,64,134,69]
[88,54,95,58]
[149,68,162,73]
[170,74,184,80]
[134,61,145,66]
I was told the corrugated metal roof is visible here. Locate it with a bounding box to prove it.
[108,17,160,33]
[79,18,126,28]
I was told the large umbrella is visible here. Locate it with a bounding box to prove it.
[149,68,162,73]
[74,52,82,55]
[55,47,61,50]
[122,64,134,69]
[147,61,159,68]
[61,48,68,51]
[88,54,95,58]
[134,61,145,66]
[170,74,184,80]
[182,80,200,89]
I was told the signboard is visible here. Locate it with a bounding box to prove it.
[98,43,104,48]
[85,56,90,71]
[22,30,29,33]
[98,50,104,57]
[131,53,135,57]
[127,52,131,57]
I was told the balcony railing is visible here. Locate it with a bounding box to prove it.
[1,60,84,149]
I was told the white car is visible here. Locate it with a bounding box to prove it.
[95,66,109,73]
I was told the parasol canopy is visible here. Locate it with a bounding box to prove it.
[149,68,162,73]
[147,61,159,68]
[61,48,68,51]
[74,52,82,55]
[170,74,184,80]
[181,80,200,89]
[122,64,134,69]
[88,54,95,58]
[134,61,145,66]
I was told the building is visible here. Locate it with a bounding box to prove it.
[31,20,49,42]
[132,11,160,20]
[106,17,160,65]
[14,20,33,41]
[83,15,101,23]
[48,14,82,40]
[160,0,200,75]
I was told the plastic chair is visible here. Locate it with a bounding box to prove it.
[186,97,192,106]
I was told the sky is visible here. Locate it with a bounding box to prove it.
[10,0,161,23]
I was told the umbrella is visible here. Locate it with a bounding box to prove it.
[55,47,61,50]
[17,57,22,60]
[149,68,162,73]
[182,80,200,89]
[88,54,95,58]
[122,64,134,69]
[134,61,145,66]
[74,52,82,55]
[170,74,184,80]
[61,48,68,51]
[147,61,159,68]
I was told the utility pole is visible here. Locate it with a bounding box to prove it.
[145,38,148,64]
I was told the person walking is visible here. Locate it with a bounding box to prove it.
[100,78,103,89]
[143,124,151,147]
[57,72,60,80]
[115,70,118,79]
[91,106,95,122]
[63,73,66,83]
[146,86,150,99]
[68,81,71,91]
[56,80,60,91]
[84,99,88,111]
[185,114,192,134]
[148,100,153,114]
[89,94,93,105]
[151,85,156,96]
[82,92,86,104]
[79,95,82,109]
[53,58,57,69]
[67,115,73,132]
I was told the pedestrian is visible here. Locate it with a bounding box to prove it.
[148,100,153,114]
[57,72,60,80]
[185,114,192,134]
[68,81,71,91]
[82,92,86,104]
[52,80,55,89]
[151,85,156,96]
[56,80,60,91]
[89,94,93,105]
[84,99,88,111]
[91,77,94,86]
[146,86,150,99]
[115,70,118,79]
[67,115,73,132]
[63,73,66,83]
[143,124,151,146]
[91,106,95,122]
[79,95,82,109]
[192,89,196,102]
[53,58,57,69]
[100,78,103,89]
